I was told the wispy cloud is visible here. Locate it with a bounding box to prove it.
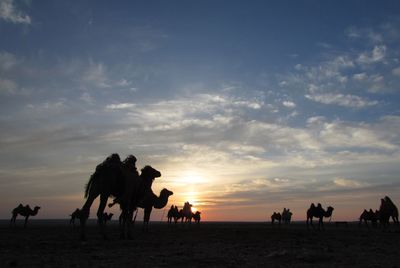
[0,0,31,24]
[305,93,378,108]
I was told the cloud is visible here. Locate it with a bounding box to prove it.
[357,45,386,65]
[282,101,296,108]
[0,51,18,70]
[0,0,31,24]
[305,93,378,108]
[392,67,400,77]
[106,103,136,110]
[81,61,111,89]
[333,177,362,188]
[0,78,17,94]
[353,72,368,81]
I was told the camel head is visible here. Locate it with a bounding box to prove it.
[160,188,173,197]
[34,206,41,211]
[326,206,334,217]
[141,165,161,180]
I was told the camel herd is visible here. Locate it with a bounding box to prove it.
[7,154,400,240]
[167,202,202,224]
[269,196,399,230]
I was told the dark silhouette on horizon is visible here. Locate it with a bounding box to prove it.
[10,204,41,228]
[282,208,292,224]
[79,153,161,240]
[359,209,379,228]
[182,201,193,223]
[271,212,281,225]
[192,211,201,224]
[379,196,399,229]
[306,203,334,230]
[167,205,179,225]
[110,188,173,232]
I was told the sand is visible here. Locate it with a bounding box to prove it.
[0,220,399,267]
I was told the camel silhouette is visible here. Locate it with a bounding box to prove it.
[281,208,292,224]
[379,196,399,228]
[192,211,201,224]
[271,212,281,225]
[359,209,379,228]
[10,204,40,228]
[113,188,173,231]
[182,202,193,223]
[306,203,334,230]
[138,188,173,231]
[167,205,179,224]
[80,154,161,240]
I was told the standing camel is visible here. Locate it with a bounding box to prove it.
[80,154,161,240]
[306,203,334,230]
[136,188,173,231]
[167,205,179,224]
[271,212,282,225]
[182,202,193,223]
[192,211,201,224]
[10,204,41,228]
[379,196,399,228]
[282,208,293,224]
[359,209,378,228]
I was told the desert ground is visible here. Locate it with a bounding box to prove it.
[0,220,399,267]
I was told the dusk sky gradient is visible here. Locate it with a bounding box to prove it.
[1,0,400,221]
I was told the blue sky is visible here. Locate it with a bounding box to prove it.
[1,0,400,221]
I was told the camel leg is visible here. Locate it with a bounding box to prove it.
[80,192,98,241]
[119,210,127,239]
[10,214,17,227]
[143,207,152,233]
[126,208,135,240]
[97,194,108,240]
[309,217,315,230]
[319,217,324,230]
[24,216,29,228]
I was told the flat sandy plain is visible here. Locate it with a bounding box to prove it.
[0,220,399,267]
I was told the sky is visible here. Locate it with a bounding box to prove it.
[1,0,400,221]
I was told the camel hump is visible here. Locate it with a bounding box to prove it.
[97,153,122,170]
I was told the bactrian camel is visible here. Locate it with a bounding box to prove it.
[111,188,173,231]
[379,196,399,228]
[359,209,379,228]
[271,212,281,225]
[306,203,334,230]
[80,154,161,240]
[10,204,40,228]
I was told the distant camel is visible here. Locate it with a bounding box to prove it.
[281,208,292,224]
[182,202,193,223]
[359,209,378,228]
[80,154,161,240]
[10,204,40,228]
[379,196,399,228]
[135,188,173,231]
[271,212,281,225]
[103,212,114,225]
[306,203,334,230]
[167,205,179,224]
[192,211,201,224]
[177,209,185,222]
[70,208,84,226]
